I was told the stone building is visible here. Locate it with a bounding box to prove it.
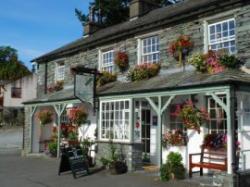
[24,0,250,184]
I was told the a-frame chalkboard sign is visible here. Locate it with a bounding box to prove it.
[58,147,89,179]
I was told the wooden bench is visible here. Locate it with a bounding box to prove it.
[189,149,227,178]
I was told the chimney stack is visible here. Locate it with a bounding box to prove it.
[130,0,161,20]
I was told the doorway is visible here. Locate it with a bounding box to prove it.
[141,109,151,154]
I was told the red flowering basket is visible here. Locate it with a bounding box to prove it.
[168,35,193,66]
[115,51,129,72]
[67,107,88,126]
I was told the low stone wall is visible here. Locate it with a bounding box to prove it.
[96,141,143,171]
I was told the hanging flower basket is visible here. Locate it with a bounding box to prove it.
[115,51,129,72]
[173,100,209,133]
[168,35,193,67]
[162,129,187,147]
[202,133,227,150]
[67,107,88,126]
[37,109,53,125]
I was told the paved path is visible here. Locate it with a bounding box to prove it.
[0,127,22,151]
[0,151,204,187]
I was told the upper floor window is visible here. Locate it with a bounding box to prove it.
[141,35,160,63]
[55,62,65,81]
[208,18,236,54]
[100,50,114,73]
[11,87,22,98]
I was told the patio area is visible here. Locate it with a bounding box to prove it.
[0,151,222,187]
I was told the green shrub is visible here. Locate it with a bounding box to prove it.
[48,141,57,157]
[219,54,242,69]
[160,162,171,181]
[167,152,183,166]
[160,152,186,181]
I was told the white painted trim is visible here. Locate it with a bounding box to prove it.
[99,99,132,142]
[134,30,163,39]
[99,86,231,101]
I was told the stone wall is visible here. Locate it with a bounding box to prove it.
[96,142,143,171]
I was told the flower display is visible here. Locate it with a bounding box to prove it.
[202,133,227,150]
[37,109,53,125]
[96,71,117,87]
[67,107,88,126]
[114,51,129,72]
[172,100,209,133]
[127,63,161,81]
[47,81,64,93]
[188,50,242,74]
[162,129,187,147]
[168,35,193,66]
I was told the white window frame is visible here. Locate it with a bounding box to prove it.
[99,99,131,142]
[207,18,236,54]
[207,95,227,134]
[99,49,114,73]
[55,62,65,82]
[138,35,160,64]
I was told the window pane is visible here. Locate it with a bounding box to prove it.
[208,19,236,54]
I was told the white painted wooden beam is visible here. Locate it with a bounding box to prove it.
[160,95,175,114]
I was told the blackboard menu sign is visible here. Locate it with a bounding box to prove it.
[58,147,89,179]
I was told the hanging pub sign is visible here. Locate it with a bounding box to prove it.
[58,147,89,179]
[71,66,100,113]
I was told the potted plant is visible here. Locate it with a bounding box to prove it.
[168,35,193,69]
[100,141,127,175]
[80,138,95,167]
[162,129,187,148]
[37,109,53,125]
[127,63,161,81]
[96,71,117,87]
[160,152,186,181]
[68,107,88,126]
[48,141,57,157]
[47,81,64,93]
[115,51,129,72]
[187,50,243,74]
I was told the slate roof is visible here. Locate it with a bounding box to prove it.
[24,69,250,104]
[23,88,76,104]
[32,0,245,63]
[97,69,250,96]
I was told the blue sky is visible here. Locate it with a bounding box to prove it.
[0,0,92,68]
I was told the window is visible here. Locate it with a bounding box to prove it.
[55,62,65,81]
[141,35,160,63]
[208,18,236,54]
[169,104,184,131]
[100,100,130,141]
[207,96,227,133]
[100,50,114,73]
[11,87,22,98]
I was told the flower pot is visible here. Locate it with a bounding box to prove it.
[109,161,127,175]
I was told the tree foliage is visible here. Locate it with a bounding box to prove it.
[0,46,31,81]
[75,0,183,28]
